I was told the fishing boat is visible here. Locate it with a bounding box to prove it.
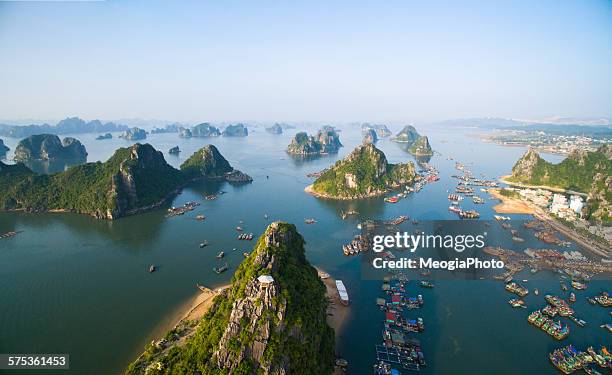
[509,299,526,308]
[149,265,156,273]
[236,226,243,232]
[448,205,462,213]
[199,241,209,248]
[216,251,225,259]
[420,281,434,288]
[447,194,463,201]
[196,215,205,221]
[304,218,317,224]
[494,215,511,221]
[213,263,229,274]
[472,196,485,204]
[335,280,350,305]
[459,209,480,219]
[569,293,576,303]
[0,231,22,239]
[384,196,399,203]
[571,280,587,290]
[535,288,539,296]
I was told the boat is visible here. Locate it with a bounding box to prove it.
[509,299,526,308]
[216,251,225,259]
[459,209,480,219]
[199,241,209,248]
[0,231,22,239]
[535,288,539,296]
[571,280,587,290]
[494,215,511,221]
[384,196,399,203]
[149,265,156,273]
[335,359,348,368]
[420,281,434,288]
[196,215,205,221]
[447,194,463,201]
[569,293,576,303]
[236,226,243,232]
[448,205,462,213]
[213,263,229,274]
[304,218,317,224]
[335,280,350,305]
[243,252,250,258]
[472,196,485,204]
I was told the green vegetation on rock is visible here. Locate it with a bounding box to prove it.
[126,222,334,375]
[408,136,433,156]
[311,143,415,199]
[1,144,250,219]
[508,145,612,222]
[391,126,433,156]
[287,128,342,155]
[14,134,88,161]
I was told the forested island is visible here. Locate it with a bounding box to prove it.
[14,134,88,162]
[126,222,334,375]
[306,143,416,199]
[391,126,433,156]
[287,127,342,155]
[0,117,128,138]
[0,144,250,219]
[507,145,611,222]
[222,123,248,137]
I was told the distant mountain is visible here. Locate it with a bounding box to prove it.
[408,136,433,156]
[363,128,378,144]
[191,123,221,137]
[391,125,421,143]
[14,134,87,162]
[119,128,147,141]
[0,117,128,138]
[126,222,334,375]
[265,123,283,134]
[309,143,416,199]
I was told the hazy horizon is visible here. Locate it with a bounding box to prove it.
[1,0,611,122]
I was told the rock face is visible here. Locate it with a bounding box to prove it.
[0,139,9,155]
[95,133,112,140]
[178,127,192,138]
[126,222,334,375]
[363,129,378,144]
[361,123,391,138]
[509,145,611,223]
[180,144,252,182]
[409,136,433,156]
[311,143,416,199]
[266,123,283,134]
[151,124,179,134]
[14,134,87,161]
[191,123,220,137]
[222,123,248,137]
[119,127,147,141]
[168,146,180,155]
[287,128,342,155]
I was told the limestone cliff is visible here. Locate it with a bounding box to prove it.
[126,222,335,375]
[287,128,342,155]
[14,134,87,162]
[180,144,252,182]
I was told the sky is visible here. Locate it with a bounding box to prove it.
[0,0,611,124]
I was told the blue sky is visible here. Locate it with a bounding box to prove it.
[0,0,610,123]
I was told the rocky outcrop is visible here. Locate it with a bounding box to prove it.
[180,144,252,182]
[391,125,420,143]
[310,143,416,199]
[178,127,192,138]
[363,129,378,144]
[191,123,220,137]
[586,172,611,222]
[151,124,179,134]
[266,123,283,134]
[409,136,433,156]
[287,128,342,155]
[510,148,543,181]
[222,123,248,137]
[95,133,112,140]
[361,123,391,138]
[14,134,87,161]
[119,127,147,141]
[168,146,180,155]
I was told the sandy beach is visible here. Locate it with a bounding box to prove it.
[315,268,350,339]
[488,188,534,214]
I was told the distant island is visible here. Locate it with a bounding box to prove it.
[0,144,250,219]
[306,143,416,199]
[505,145,611,222]
[391,126,433,156]
[192,123,221,137]
[126,222,334,375]
[168,146,180,155]
[363,128,378,144]
[287,127,342,155]
[151,124,180,134]
[222,123,248,137]
[265,123,283,134]
[119,127,147,141]
[14,134,87,162]
[0,117,128,138]
[96,133,113,140]
[361,123,391,138]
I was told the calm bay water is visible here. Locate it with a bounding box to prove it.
[0,126,609,374]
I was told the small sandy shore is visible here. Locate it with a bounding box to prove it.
[181,285,229,322]
[315,268,350,339]
[488,188,534,214]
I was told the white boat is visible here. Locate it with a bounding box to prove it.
[335,280,350,305]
